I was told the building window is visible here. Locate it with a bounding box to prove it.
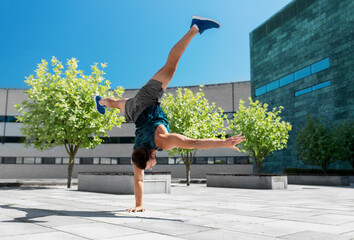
[80,158,93,164]
[295,81,331,97]
[1,157,16,164]
[255,57,330,96]
[42,157,56,164]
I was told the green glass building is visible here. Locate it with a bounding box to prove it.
[250,0,353,173]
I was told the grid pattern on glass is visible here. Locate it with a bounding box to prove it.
[42,157,55,164]
[255,58,330,97]
[295,81,331,97]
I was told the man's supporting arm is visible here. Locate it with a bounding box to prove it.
[126,164,145,212]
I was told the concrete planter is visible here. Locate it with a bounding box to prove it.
[287,175,351,186]
[206,173,288,190]
[78,172,171,194]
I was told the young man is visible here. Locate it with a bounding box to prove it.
[94,16,246,212]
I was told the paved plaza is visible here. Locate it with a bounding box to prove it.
[0,183,353,240]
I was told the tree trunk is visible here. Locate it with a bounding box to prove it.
[186,163,191,186]
[67,154,74,188]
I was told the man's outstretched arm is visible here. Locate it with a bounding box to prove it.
[126,164,145,213]
[162,133,246,151]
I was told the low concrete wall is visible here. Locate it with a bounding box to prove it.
[78,172,171,194]
[287,175,351,186]
[0,164,253,179]
[207,174,288,190]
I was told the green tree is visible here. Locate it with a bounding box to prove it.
[15,57,125,188]
[161,87,228,186]
[229,97,292,174]
[332,119,354,172]
[295,115,335,174]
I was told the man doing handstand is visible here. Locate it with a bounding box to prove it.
[94,16,246,212]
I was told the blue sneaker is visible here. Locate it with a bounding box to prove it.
[190,15,220,34]
[94,95,106,115]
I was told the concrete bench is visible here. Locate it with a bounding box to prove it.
[78,172,171,194]
[287,175,351,186]
[207,173,288,190]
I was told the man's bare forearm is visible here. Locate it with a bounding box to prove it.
[191,138,226,149]
[134,179,143,207]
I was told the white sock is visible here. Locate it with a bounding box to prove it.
[192,24,199,32]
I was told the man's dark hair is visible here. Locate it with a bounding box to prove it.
[132,147,150,170]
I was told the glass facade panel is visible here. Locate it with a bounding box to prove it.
[207,157,214,164]
[215,157,227,164]
[120,157,131,164]
[42,157,55,164]
[2,157,16,164]
[295,87,312,96]
[195,157,207,164]
[80,158,93,164]
[63,158,69,164]
[93,158,100,164]
[168,158,175,164]
[175,158,184,164]
[157,157,168,164]
[55,158,62,164]
[16,157,23,164]
[311,58,330,74]
[266,80,280,92]
[23,157,35,164]
[255,86,267,96]
[294,66,311,81]
[227,157,235,164]
[100,158,111,164]
[279,74,294,87]
[312,81,331,91]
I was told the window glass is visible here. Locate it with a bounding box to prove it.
[294,66,311,81]
[16,157,23,164]
[63,158,69,164]
[266,80,279,92]
[255,86,267,96]
[227,157,235,164]
[215,157,227,164]
[312,81,330,91]
[120,157,131,164]
[157,157,168,164]
[311,58,330,74]
[279,74,294,87]
[168,158,175,164]
[42,157,55,164]
[295,87,312,96]
[207,157,214,164]
[2,157,16,164]
[80,158,93,164]
[93,158,100,164]
[55,158,62,164]
[100,158,111,164]
[195,157,207,164]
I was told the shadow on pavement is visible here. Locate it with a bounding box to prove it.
[0,204,183,223]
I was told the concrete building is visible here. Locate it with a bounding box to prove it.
[250,0,353,173]
[0,81,252,179]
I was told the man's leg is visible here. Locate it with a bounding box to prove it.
[152,26,198,90]
[99,98,128,114]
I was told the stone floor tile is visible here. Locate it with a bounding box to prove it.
[279,230,352,240]
[0,231,88,240]
[0,222,54,238]
[54,222,145,239]
[180,229,279,240]
[122,219,214,236]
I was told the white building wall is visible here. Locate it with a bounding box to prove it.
[0,82,252,178]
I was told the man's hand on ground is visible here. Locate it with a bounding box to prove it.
[225,134,246,151]
[126,206,145,213]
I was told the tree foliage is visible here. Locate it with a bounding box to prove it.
[332,119,354,171]
[161,87,228,185]
[295,115,335,174]
[229,97,292,174]
[15,57,125,187]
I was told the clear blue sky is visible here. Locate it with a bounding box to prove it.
[0,0,291,90]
